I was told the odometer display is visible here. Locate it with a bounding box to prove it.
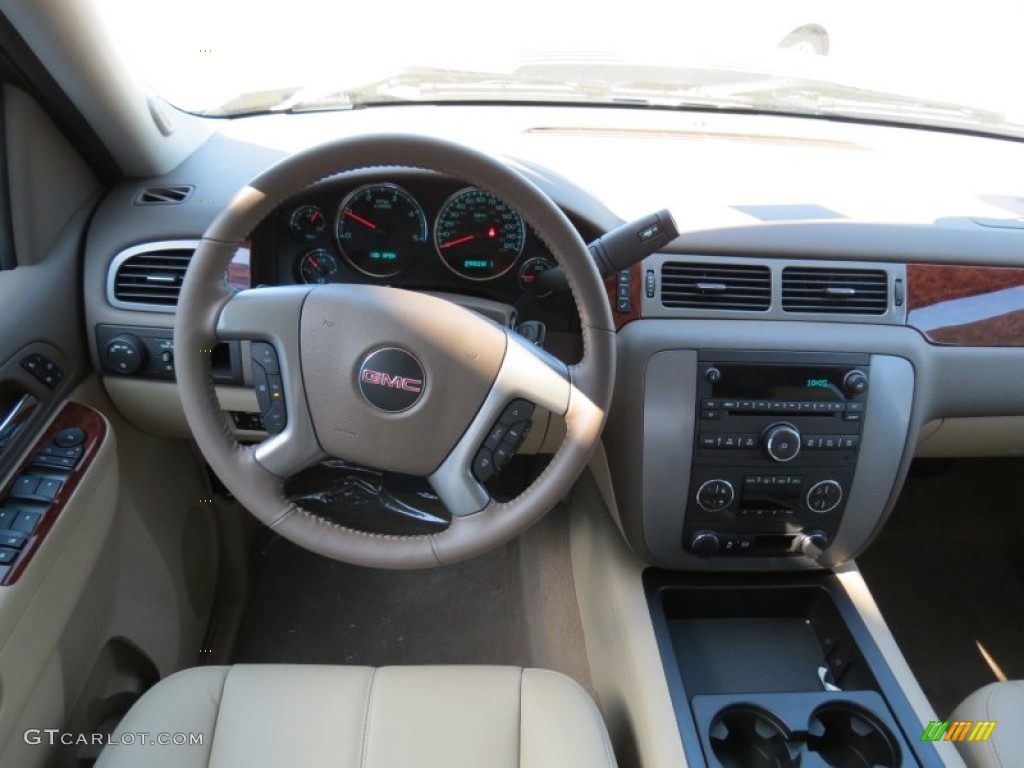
[434,188,525,280]
[335,184,427,277]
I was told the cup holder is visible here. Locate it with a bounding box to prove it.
[807,703,900,768]
[709,706,798,768]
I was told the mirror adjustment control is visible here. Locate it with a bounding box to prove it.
[105,334,147,374]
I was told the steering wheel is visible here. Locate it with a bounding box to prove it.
[174,135,615,568]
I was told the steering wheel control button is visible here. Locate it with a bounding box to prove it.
[499,399,534,425]
[472,450,495,483]
[695,479,734,513]
[251,345,287,435]
[763,423,801,462]
[357,348,425,413]
[807,480,843,513]
[251,342,280,374]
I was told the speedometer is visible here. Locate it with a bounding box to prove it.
[434,188,525,280]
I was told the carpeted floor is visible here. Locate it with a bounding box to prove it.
[858,458,1024,717]
[230,504,594,692]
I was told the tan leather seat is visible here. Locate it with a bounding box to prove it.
[951,680,1024,768]
[95,664,616,768]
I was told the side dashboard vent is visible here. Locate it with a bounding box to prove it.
[660,262,771,311]
[110,243,196,309]
[782,267,888,315]
[134,185,194,205]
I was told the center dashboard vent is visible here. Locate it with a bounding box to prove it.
[134,185,194,205]
[660,262,771,311]
[109,242,197,310]
[781,267,888,315]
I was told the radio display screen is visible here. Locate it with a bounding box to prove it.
[711,364,846,401]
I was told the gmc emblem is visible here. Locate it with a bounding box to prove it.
[360,369,422,393]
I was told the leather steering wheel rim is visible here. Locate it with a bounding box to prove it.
[174,134,615,568]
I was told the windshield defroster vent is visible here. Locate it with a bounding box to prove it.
[660,262,771,311]
[109,242,198,311]
[782,267,888,315]
[134,185,194,205]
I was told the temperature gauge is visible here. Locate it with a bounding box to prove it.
[518,256,556,296]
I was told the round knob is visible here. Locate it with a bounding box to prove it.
[105,334,147,374]
[806,480,843,513]
[695,479,734,513]
[843,370,868,396]
[690,530,721,556]
[799,530,830,555]
[705,367,722,383]
[763,423,801,462]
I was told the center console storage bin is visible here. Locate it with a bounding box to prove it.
[645,573,943,767]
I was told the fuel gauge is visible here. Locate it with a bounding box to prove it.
[289,205,327,242]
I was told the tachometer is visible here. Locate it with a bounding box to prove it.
[297,248,340,284]
[336,184,427,277]
[434,188,525,280]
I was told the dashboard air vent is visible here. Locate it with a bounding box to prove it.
[660,262,771,311]
[112,247,194,307]
[134,185,194,205]
[782,267,888,315]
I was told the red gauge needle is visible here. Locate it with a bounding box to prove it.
[343,209,378,230]
[310,211,321,224]
[439,234,476,250]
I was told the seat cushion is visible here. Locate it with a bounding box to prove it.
[95,665,616,768]
[951,680,1024,768]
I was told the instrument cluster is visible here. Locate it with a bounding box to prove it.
[252,172,560,301]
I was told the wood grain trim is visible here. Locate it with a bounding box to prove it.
[907,264,1024,347]
[0,403,107,585]
[604,263,642,330]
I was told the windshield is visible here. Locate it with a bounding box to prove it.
[94,0,1024,137]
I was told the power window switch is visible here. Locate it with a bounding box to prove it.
[10,476,40,500]
[12,511,42,535]
[0,548,17,565]
[35,478,63,502]
[0,532,27,549]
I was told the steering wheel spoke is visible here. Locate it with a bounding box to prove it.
[217,286,327,478]
[428,330,571,517]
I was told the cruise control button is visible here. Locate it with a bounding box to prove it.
[504,421,531,446]
[251,342,280,374]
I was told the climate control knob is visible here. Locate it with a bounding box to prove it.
[695,479,734,512]
[806,480,843,513]
[690,530,721,556]
[105,334,147,374]
[763,423,801,463]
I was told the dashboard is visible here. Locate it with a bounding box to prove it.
[82,104,1024,571]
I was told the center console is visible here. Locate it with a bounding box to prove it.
[685,352,869,558]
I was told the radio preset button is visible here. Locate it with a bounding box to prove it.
[699,435,721,449]
[701,410,721,420]
[695,479,734,512]
[822,435,840,450]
